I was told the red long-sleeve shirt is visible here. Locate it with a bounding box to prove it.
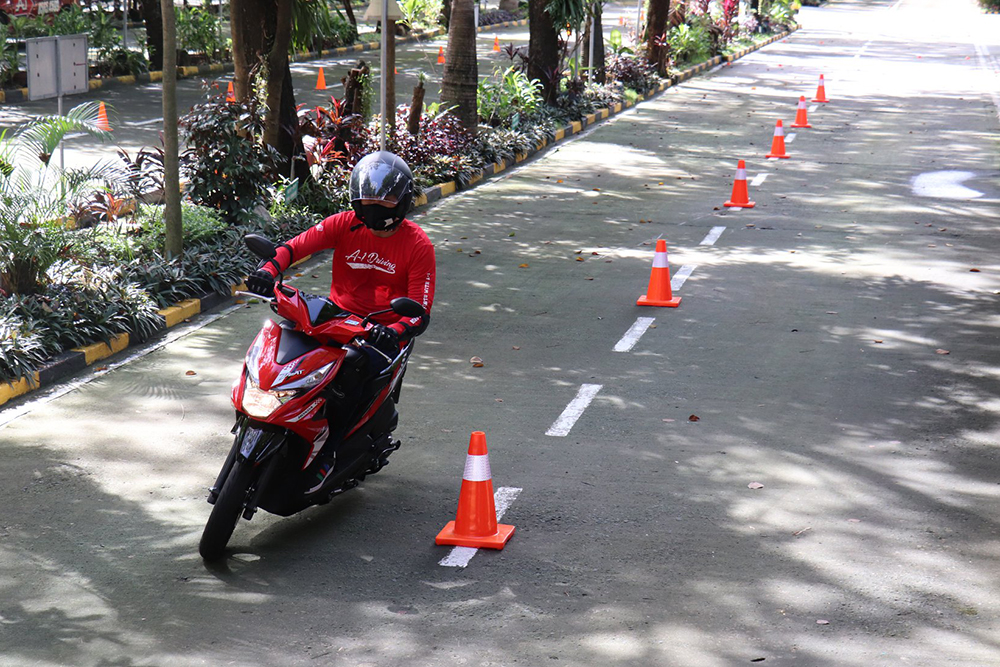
[264,211,436,337]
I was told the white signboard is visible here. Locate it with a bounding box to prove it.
[26,34,89,102]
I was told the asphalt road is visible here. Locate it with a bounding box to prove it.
[3,0,1000,664]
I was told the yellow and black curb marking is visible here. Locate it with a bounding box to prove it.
[0,19,530,104]
[0,24,794,408]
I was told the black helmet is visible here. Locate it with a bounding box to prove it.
[349,151,414,232]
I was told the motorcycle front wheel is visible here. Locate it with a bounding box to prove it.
[199,459,255,561]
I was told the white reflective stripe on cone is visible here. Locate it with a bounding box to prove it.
[798,99,807,109]
[652,252,669,269]
[774,125,784,137]
[463,454,492,482]
[735,168,747,180]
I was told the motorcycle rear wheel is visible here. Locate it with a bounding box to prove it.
[199,459,254,561]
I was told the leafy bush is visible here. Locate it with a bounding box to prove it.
[669,22,711,65]
[478,8,520,26]
[478,65,544,127]
[981,0,1000,9]
[292,0,358,52]
[399,0,443,30]
[176,7,226,60]
[606,54,660,94]
[96,47,150,78]
[180,86,280,224]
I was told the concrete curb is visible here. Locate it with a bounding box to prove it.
[0,24,793,408]
[0,19,529,104]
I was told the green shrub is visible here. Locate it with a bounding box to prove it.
[179,89,280,225]
[669,22,711,65]
[478,65,544,127]
[176,7,226,60]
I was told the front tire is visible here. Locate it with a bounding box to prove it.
[199,459,255,561]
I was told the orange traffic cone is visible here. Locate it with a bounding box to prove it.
[637,239,681,307]
[812,74,829,103]
[493,36,500,52]
[226,81,236,103]
[724,159,756,208]
[436,431,516,549]
[619,15,624,24]
[791,95,811,128]
[437,46,445,64]
[765,119,789,159]
[97,101,111,131]
[315,68,327,90]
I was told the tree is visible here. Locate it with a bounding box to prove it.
[230,0,302,177]
[439,0,478,134]
[528,0,560,105]
[139,0,164,71]
[161,0,181,258]
[646,0,670,77]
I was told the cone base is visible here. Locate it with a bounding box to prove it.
[766,154,790,159]
[436,521,515,549]
[812,98,829,103]
[724,200,756,208]
[791,122,811,128]
[637,295,681,307]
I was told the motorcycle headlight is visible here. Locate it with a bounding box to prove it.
[242,379,298,419]
[274,362,335,391]
[245,333,266,385]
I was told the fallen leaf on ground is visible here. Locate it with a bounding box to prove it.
[873,340,883,344]
[585,276,594,280]
[185,370,197,376]
[816,620,830,625]
[470,356,484,367]
[294,273,303,277]
[575,257,585,262]
[970,268,981,272]
[592,251,599,256]
[495,398,503,402]
[95,366,108,372]
[688,414,700,422]
[793,527,811,536]
[935,349,950,355]
[518,263,529,268]
[748,482,764,490]
[512,346,520,350]
[847,518,861,523]
[508,232,516,237]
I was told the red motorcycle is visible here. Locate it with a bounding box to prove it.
[199,234,426,561]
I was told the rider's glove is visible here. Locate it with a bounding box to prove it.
[246,269,275,297]
[367,324,400,356]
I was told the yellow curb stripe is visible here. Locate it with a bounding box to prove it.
[149,71,163,82]
[438,181,456,196]
[0,373,39,406]
[570,120,582,133]
[494,160,506,172]
[554,127,566,141]
[159,298,201,329]
[414,193,428,207]
[468,172,483,185]
[73,332,130,366]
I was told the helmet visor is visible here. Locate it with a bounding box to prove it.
[349,158,410,204]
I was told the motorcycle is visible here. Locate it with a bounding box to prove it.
[199,234,426,561]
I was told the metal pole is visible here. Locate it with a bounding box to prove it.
[474,0,478,30]
[635,0,642,43]
[123,0,129,51]
[379,0,388,150]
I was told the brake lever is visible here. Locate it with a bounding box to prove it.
[235,290,275,303]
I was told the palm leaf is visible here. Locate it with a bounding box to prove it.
[16,101,113,166]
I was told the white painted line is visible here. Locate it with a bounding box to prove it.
[123,117,164,127]
[671,265,697,292]
[750,173,769,187]
[699,226,726,246]
[613,317,655,352]
[545,384,602,437]
[808,104,818,113]
[853,39,873,59]
[438,486,522,567]
[785,132,797,143]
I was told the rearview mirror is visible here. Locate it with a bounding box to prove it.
[244,234,276,260]
[390,297,425,318]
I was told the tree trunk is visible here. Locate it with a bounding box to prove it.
[386,20,396,129]
[408,79,425,135]
[339,0,356,25]
[140,0,163,71]
[161,0,182,258]
[231,0,302,176]
[439,0,478,134]
[528,0,560,105]
[440,0,451,29]
[342,61,369,117]
[646,0,670,77]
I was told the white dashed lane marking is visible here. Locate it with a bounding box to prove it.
[438,487,522,568]
[613,317,656,352]
[671,265,697,292]
[750,173,769,187]
[699,226,726,246]
[546,384,603,437]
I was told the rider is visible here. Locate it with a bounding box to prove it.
[246,151,436,408]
